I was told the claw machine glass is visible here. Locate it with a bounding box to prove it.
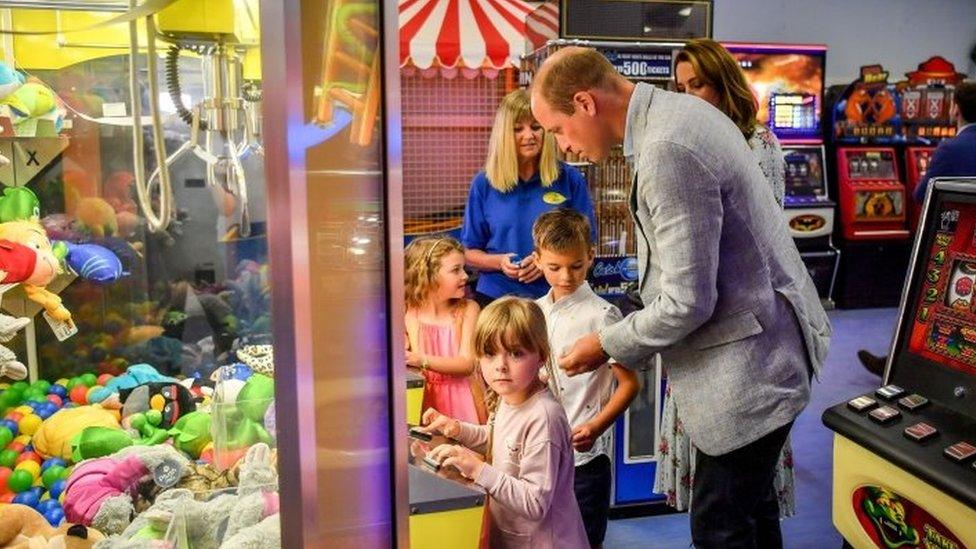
[0,0,405,546]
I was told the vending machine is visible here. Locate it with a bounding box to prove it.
[724,42,838,305]
[823,177,976,548]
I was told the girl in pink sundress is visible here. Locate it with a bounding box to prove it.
[405,237,487,424]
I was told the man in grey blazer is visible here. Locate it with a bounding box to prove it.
[531,47,831,548]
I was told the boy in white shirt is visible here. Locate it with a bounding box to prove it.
[532,208,639,549]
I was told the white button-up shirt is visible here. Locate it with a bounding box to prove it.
[537,282,623,466]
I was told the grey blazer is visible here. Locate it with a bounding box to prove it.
[599,84,831,456]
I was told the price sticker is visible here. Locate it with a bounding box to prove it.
[43,312,78,341]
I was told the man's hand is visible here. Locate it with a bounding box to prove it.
[557,332,608,376]
[517,257,543,283]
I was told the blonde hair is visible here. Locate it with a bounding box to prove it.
[474,296,554,416]
[675,39,759,139]
[404,236,466,310]
[484,89,560,193]
[533,208,593,254]
[533,47,620,116]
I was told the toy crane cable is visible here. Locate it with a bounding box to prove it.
[128,0,173,234]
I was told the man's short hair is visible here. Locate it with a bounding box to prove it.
[955,82,976,124]
[533,208,593,253]
[534,47,619,115]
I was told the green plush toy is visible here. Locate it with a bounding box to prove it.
[169,411,212,458]
[0,187,40,222]
[236,374,274,422]
[71,426,134,461]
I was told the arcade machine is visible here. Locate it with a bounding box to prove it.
[900,56,966,230]
[724,42,839,306]
[830,64,913,308]
[522,37,679,514]
[823,177,976,548]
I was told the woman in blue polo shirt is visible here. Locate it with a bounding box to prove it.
[462,89,596,306]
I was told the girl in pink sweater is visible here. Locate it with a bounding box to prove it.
[424,297,588,548]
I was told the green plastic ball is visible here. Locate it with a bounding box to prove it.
[0,426,12,448]
[65,378,81,391]
[41,465,64,489]
[0,449,17,468]
[31,380,51,394]
[7,468,33,492]
[79,373,97,388]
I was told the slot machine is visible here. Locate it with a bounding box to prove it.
[900,56,966,232]
[782,145,840,302]
[836,147,910,240]
[906,147,935,229]
[523,37,686,512]
[823,177,976,548]
[723,42,839,305]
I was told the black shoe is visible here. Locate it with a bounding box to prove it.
[857,350,886,377]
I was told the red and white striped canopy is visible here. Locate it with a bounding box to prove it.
[399,0,558,70]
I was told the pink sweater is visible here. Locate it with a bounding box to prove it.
[456,388,588,548]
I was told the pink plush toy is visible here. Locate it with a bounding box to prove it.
[63,455,147,525]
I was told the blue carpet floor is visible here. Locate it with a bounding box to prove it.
[604,307,899,548]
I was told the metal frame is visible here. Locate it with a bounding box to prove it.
[261,0,406,545]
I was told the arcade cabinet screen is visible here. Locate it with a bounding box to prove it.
[723,43,826,141]
[905,200,976,377]
[845,150,896,180]
[783,148,825,198]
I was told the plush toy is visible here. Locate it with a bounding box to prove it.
[63,444,192,535]
[0,220,70,321]
[63,242,127,284]
[0,186,40,222]
[119,382,195,428]
[0,343,27,380]
[235,345,274,377]
[0,504,105,549]
[87,364,177,406]
[32,405,121,460]
[105,443,279,549]
[103,172,137,215]
[73,197,117,239]
[168,410,212,459]
[70,426,133,461]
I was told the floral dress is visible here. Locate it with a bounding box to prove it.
[652,125,795,517]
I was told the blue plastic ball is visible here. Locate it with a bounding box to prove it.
[13,490,39,508]
[43,507,64,527]
[41,457,66,472]
[36,498,60,514]
[0,419,17,436]
[48,385,67,398]
[35,406,56,420]
[48,479,66,500]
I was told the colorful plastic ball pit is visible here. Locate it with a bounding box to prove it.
[7,469,32,492]
[4,411,22,422]
[45,395,62,407]
[10,437,27,449]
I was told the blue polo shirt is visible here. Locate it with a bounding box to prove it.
[461,162,597,299]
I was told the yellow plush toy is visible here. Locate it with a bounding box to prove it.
[0,504,105,548]
[32,405,121,460]
[74,197,118,239]
[0,220,71,321]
